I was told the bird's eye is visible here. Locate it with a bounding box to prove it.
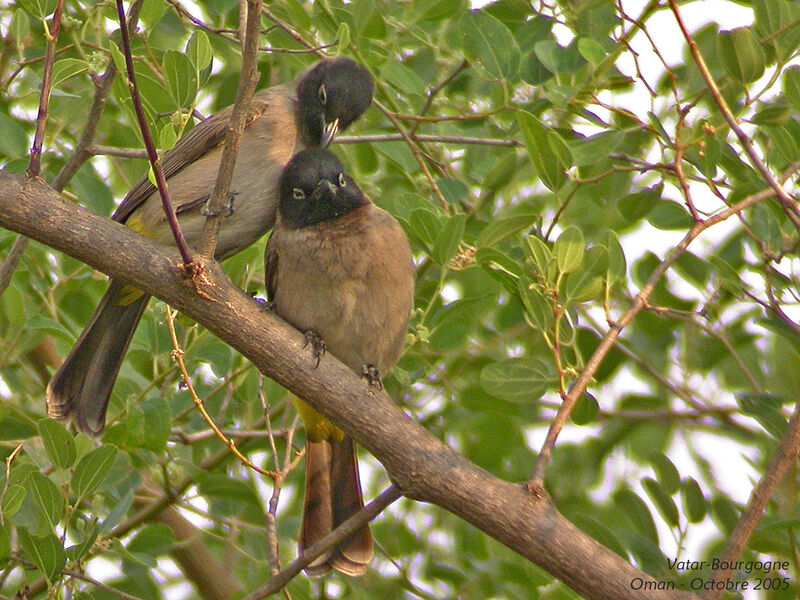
[318,84,327,105]
[338,173,346,187]
[292,188,305,200]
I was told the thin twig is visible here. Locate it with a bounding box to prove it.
[668,0,800,232]
[241,486,403,600]
[0,237,30,298]
[164,305,276,479]
[409,59,469,135]
[528,163,800,490]
[116,0,194,266]
[199,0,263,259]
[703,401,800,600]
[27,0,65,178]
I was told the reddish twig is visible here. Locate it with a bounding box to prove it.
[703,402,800,600]
[115,0,194,266]
[668,0,800,232]
[528,163,800,490]
[27,0,66,178]
[241,486,403,600]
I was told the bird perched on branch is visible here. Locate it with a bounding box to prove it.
[265,148,415,576]
[47,58,374,436]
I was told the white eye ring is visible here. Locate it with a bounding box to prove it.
[318,84,327,105]
[292,188,305,200]
[338,173,346,187]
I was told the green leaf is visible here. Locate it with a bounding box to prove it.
[736,393,788,439]
[408,208,441,249]
[618,183,662,223]
[10,10,30,47]
[432,214,466,266]
[571,393,598,425]
[750,202,784,253]
[17,528,66,584]
[568,245,606,299]
[187,31,213,71]
[0,527,9,564]
[681,478,707,523]
[437,178,469,205]
[18,0,58,18]
[603,230,626,283]
[383,61,427,97]
[480,358,555,402]
[710,495,740,534]
[568,130,623,167]
[554,226,584,274]
[1,484,26,517]
[0,113,29,159]
[649,453,680,495]
[164,50,198,109]
[25,472,64,530]
[577,37,605,65]
[460,11,520,80]
[72,445,118,500]
[159,122,178,151]
[517,111,572,191]
[108,41,128,83]
[335,22,351,52]
[477,214,539,247]
[758,315,800,355]
[66,521,99,563]
[717,27,765,83]
[139,398,171,453]
[38,419,76,470]
[51,58,91,90]
[101,488,134,533]
[524,234,554,280]
[141,0,167,25]
[518,278,553,332]
[26,316,75,343]
[648,201,693,230]
[613,488,659,544]
[127,523,176,557]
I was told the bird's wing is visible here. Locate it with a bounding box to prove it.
[112,88,285,224]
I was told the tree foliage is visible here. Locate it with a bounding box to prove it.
[2,0,800,599]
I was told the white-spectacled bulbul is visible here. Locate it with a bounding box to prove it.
[265,149,415,576]
[47,58,375,436]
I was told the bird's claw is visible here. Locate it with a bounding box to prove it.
[200,192,237,217]
[361,364,382,389]
[303,331,326,368]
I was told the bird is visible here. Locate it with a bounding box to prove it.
[47,58,375,436]
[265,148,415,576]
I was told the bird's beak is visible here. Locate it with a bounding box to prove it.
[313,179,338,199]
[320,118,340,148]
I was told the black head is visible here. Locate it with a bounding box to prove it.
[278,149,368,228]
[296,58,374,148]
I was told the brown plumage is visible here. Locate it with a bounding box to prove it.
[265,149,414,575]
[46,59,374,436]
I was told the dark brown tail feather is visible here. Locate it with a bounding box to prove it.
[299,437,373,576]
[46,280,149,436]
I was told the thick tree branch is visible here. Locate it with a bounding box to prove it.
[0,173,696,600]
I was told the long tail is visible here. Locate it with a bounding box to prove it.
[300,436,374,576]
[46,280,149,436]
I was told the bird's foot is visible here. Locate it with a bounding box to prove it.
[200,192,237,217]
[361,364,383,389]
[303,331,326,368]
